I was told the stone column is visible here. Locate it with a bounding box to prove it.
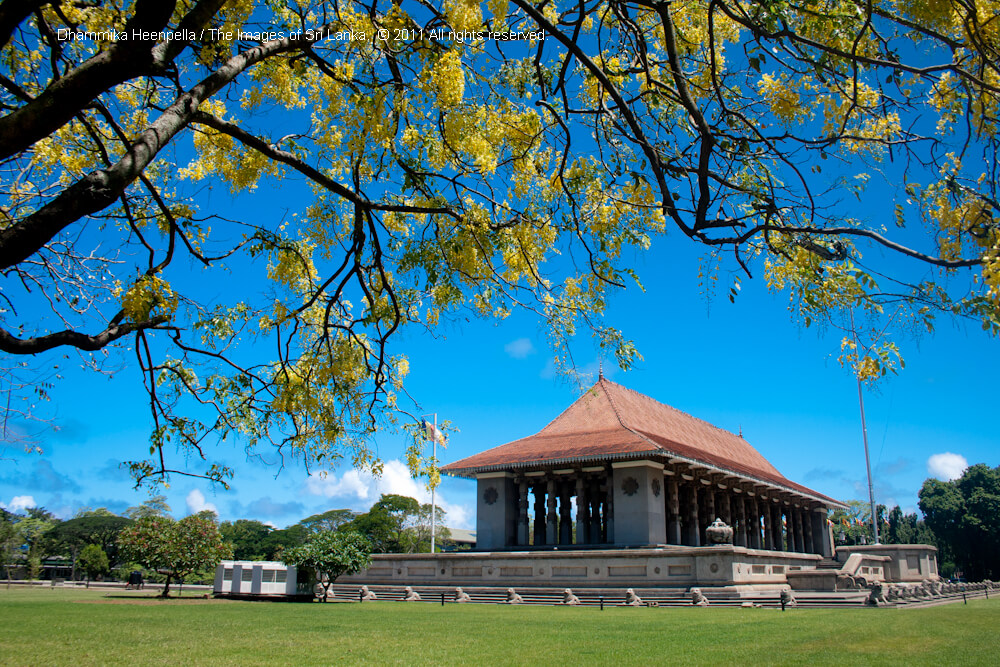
[735,495,746,547]
[719,492,732,526]
[771,501,788,551]
[803,509,814,554]
[559,481,573,545]
[532,483,546,546]
[475,473,517,549]
[761,498,772,550]
[590,480,603,543]
[797,509,807,553]
[704,485,716,527]
[667,479,682,545]
[687,484,701,547]
[605,480,615,544]
[744,497,755,549]
[517,479,529,546]
[812,506,834,557]
[546,478,558,545]
[575,476,590,545]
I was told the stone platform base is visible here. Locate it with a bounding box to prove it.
[337,545,823,591]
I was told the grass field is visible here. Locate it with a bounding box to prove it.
[1,586,998,665]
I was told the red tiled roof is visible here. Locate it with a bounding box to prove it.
[442,379,841,506]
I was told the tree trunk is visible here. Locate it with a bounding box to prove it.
[160,574,172,597]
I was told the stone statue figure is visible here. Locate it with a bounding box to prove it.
[403,586,421,601]
[705,518,734,545]
[505,588,523,604]
[454,587,472,603]
[621,588,643,606]
[359,585,377,601]
[866,582,887,607]
[560,588,581,605]
[690,588,710,606]
[779,589,797,608]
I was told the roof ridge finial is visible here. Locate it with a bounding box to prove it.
[598,359,604,381]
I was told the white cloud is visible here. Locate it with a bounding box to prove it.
[504,337,536,359]
[0,495,37,513]
[304,459,473,529]
[927,452,968,481]
[186,489,218,515]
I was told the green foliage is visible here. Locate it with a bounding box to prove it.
[298,509,357,534]
[42,515,131,570]
[117,514,232,596]
[338,494,448,553]
[2,0,998,490]
[124,496,171,521]
[285,531,371,600]
[77,544,110,584]
[26,556,41,581]
[218,519,308,561]
[919,464,1000,580]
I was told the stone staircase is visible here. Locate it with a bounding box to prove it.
[325,583,873,609]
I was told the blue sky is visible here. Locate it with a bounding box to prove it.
[2,222,997,529]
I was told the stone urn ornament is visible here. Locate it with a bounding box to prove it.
[705,518,734,545]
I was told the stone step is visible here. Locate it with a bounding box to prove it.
[325,583,874,608]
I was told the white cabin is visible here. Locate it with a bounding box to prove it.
[214,560,310,597]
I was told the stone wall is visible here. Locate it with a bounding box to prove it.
[835,544,939,582]
[337,545,821,590]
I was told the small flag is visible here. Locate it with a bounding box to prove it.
[827,519,833,527]
[421,419,446,445]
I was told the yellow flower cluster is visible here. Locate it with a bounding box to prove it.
[119,276,179,323]
[430,51,465,110]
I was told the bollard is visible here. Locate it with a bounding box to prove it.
[360,589,363,603]
[599,595,604,611]
[963,592,967,604]
[441,591,445,606]
[781,598,786,612]
[986,589,989,600]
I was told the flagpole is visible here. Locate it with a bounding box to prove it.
[431,412,437,554]
[850,310,880,545]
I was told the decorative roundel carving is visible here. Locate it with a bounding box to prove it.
[622,476,639,496]
[710,563,719,573]
[651,479,662,497]
[654,567,661,574]
[483,486,499,505]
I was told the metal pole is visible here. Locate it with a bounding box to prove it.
[850,310,880,545]
[431,413,437,554]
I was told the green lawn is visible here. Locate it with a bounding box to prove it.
[1,586,997,665]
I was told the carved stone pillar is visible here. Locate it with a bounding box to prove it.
[687,483,701,547]
[517,479,529,546]
[559,480,573,545]
[774,505,785,551]
[667,479,682,545]
[704,486,716,525]
[546,478,558,545]
[575,476,589,545]
[735,495,746,547]
[590,479,602,542]
[803,509,814,554]
[719,492,732,526]
[532,483,546,546]
[813,506,834,557]
[761,498,773,550]
[797,509,807,553]
[605,479,614,544]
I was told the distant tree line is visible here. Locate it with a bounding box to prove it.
[1,492,451,587]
